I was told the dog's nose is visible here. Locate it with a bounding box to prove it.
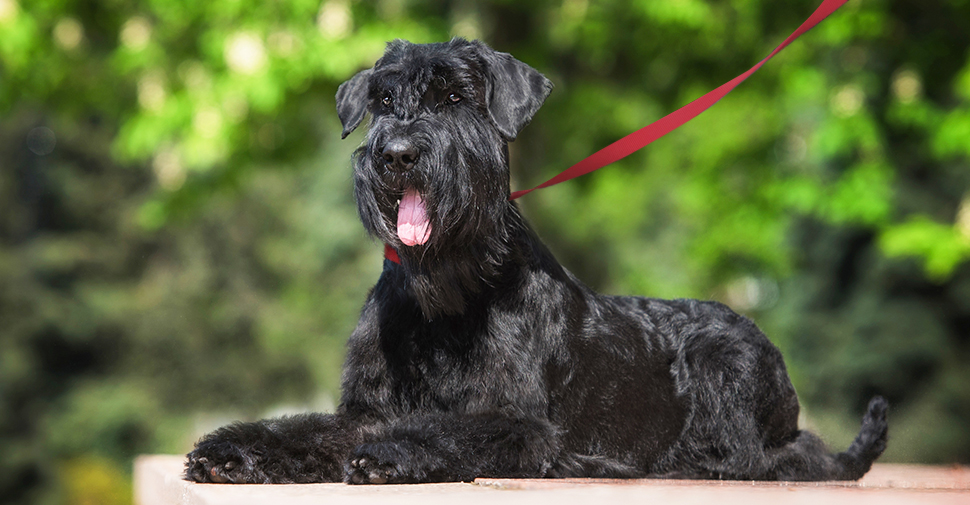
[382,140,419,173]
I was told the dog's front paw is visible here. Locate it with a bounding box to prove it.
[185,452,256,484]
[185,425,269,484]
[346,442,419,484]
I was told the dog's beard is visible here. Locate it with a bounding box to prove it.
[353,126,516,319]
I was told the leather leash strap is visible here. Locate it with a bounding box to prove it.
[508,0,848,201]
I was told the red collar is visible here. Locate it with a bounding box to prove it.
[384,243,401,264]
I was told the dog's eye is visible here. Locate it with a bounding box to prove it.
[382,95,393,107]
[448,92,462,103]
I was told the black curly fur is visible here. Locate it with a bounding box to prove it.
[185,38,888,485]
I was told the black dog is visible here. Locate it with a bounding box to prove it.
[185,38,888,485]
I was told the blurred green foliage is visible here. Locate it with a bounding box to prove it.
[1,0,969,503]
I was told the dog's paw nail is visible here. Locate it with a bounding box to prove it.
[197,457,209,464]
[209,467,230,483]
[224,461,236,471]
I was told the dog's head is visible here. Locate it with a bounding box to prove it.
[336,38,552,252]
[335,39,552,317]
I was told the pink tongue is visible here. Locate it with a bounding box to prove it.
[397,189,431,246]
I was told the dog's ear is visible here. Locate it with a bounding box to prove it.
[336,68,373,139]
[480,47,553,141]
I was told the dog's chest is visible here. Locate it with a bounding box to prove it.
[381,329,542,414]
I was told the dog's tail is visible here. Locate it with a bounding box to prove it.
[832,395,889,480]
[772,395,888,481]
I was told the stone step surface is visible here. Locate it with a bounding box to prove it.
[135,455,970,505]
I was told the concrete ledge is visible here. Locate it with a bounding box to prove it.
[135,455,970,505]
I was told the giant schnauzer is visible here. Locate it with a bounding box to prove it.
[185,38,888,484]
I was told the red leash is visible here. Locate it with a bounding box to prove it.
[387,0,848,263]
[508,0,848,201]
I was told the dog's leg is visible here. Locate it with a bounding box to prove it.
[345,413,561,484]
[185,413,362,483]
